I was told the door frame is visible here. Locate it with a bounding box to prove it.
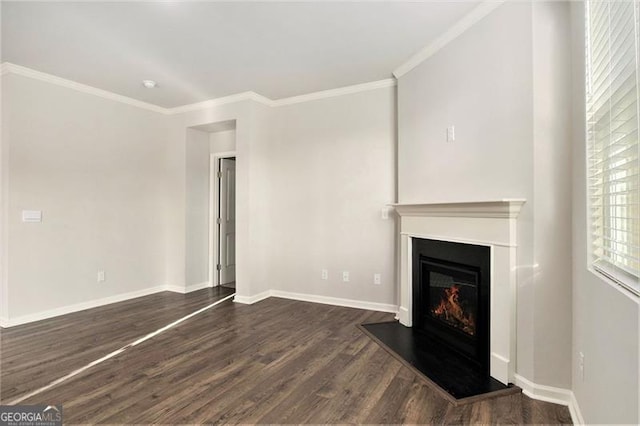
[209,151,237,287]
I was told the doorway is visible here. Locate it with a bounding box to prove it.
[210,151,236,289]
[217,157,235,288]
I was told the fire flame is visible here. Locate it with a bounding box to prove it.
[432,285,476,335]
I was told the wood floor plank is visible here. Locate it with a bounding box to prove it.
[2,294,573,424]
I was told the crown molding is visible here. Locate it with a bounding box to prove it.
[393,0,505,79]
[271,78,396,107]
[2,62,395,116]
[166,91,274,115]
[0,62,169,114]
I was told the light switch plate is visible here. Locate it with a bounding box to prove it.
[447,125,455,142]
[22,210,42,223]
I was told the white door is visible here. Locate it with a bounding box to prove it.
[219,158,236,285]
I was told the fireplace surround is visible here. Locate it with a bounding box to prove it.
[392,200,525,385]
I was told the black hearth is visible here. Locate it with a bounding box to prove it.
[360,237,516,402]
[412,238,490,375]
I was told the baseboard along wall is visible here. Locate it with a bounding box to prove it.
[1,282,212,328]
[233,289,398,315]
[514,374,584,425]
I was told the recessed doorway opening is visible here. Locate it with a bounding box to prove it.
[204,120,237,290]
[187,119,237,291]
[213,155,236,289]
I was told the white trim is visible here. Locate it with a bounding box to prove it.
[0,317,9,328]
[0,285,168,328]
[490,352,510,384]
[271,78,396,107]
[397,306,410,325]
[165,284,186,294]
[165,281,211,294]
[390,199,526,219]
[168,92,273,114]
[233,291,271,305]
[270,290,398,314]
[232,289,398,315]
[1,62,395,115]
[514,374,572,405]
[393,1,505,78]
[209,151,237,288]
[514,374,584,425]
[587,267,640,304]
[0,62,168,115]
[569,391,585,425]
[400,232,515,248]
[186,281,212,293]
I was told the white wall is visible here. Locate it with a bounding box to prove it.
[164,100,273,298]
[397,1,572,389]
[267,87,397,305]
[531,0,573,388]
[1,73,170,320]
[1,68,394,318]
[184,127,237,288]
[185,128,211,286]
[173,88,397,306]
[570,3,639,423]
[210,129,236,153]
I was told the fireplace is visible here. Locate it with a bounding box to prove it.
[393,200,524,385]
[412,238,490,374]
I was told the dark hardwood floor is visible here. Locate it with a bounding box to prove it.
[1,291,572,424]
[0,286,234,402]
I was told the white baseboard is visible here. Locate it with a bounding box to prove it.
[1,285,168,328]
[568,391,585,425]
[0,284,399,327]
[166,281,211,294]
[232,289,398,316]
[233,290,271,305]
[490,352,510,386]
[397,306,411,325]
[270,290,398,314]
[1,285,397,328]
[514,374,584,425]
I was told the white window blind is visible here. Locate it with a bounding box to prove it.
[586,0,640,295]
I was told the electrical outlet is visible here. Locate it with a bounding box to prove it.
[342,271,350,282]
[321,269,328,280]
[97,270,106,283]
[579,352,585,381]
[374,273,381,285]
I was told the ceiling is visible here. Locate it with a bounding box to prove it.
[2,1,480,108]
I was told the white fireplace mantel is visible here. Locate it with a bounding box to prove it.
[392,199,526,385]
[390,199,526,219]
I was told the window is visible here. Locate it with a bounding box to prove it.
[586,0,640,295]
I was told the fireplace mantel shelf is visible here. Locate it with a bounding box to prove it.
[390,199,526,219]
